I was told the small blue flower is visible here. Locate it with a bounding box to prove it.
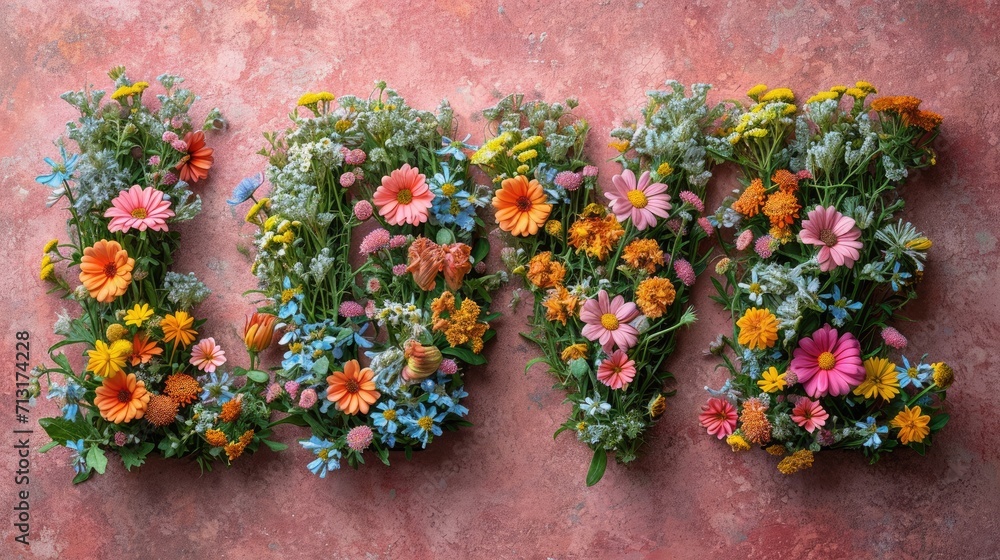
[437,134,476,161]
[896,355,932,389]
[447,388,469,417]
[277,277,306,325]
[819,285,863,327]
[855,416,888,448]
[47,380,85,420]
[372,400,400,447]
[429,163,478,232]
[351,322,373,351]
[402,403,446,448]
[889,262,912,292]
[420,379,437,393]
[300,436,341,478]
[227,172,264,205]
[581,394,611,416]
[66,439,87,474]
[200,372,235,404]
[36,146,79,187]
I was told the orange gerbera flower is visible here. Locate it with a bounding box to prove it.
[94,372,150,424]
[326,359,380,415]
[493,175,551,237]
[79,240,134,303]
[130,331,163,366]
[162,311,197,347]
[731,178,766,217]
[176,131,214,183]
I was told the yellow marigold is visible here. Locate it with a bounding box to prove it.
[145,394,178,427]
[769,224,795,244]
[164,373,201,406]
[932,362,954,389]
[526,252,567,289]
[622,239,665,274]
[219,395,243,423]
[844,87,868,99]
[635,277,676,319]
[891,405,930,445]
[737,307,778,350]
[511,135,543,153]
[761,87,794,103]
[43,239,59,253]
[727,433,751,452]
[766,444,786,456]
[567,215,624,261]
[224,429,255,461]
[297,91,334,106]
[608,139,630,153]
[806,91,839,104]
[731,178,766,217]
[106,323,128,342]
[777,449,814,474]
[830,85,848,95]
[111,85,134,100]
[739,398,772,445]
[543,286,579,326]
[205,429,228,447]
[561,343,588,363]
[656,162,673,177]
[746,84,768,101]
[855,81,877,94]
[763,190,801,228]
[544,220,563,236]
[648,394,667,419]
[40,263,55,281]
[516,149,538,162]
[431,293,489,353]
[516,164,530,175]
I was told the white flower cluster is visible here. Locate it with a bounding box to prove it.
[750,260,822,345]
[164,271,211,310]
[374,300,424,329]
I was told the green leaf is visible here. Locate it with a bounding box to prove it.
[119,443,155,471]
[246,370,270,384]
[38,441,59,453]
[435,228,457,245]
[524,357,548,374]
[929,413,950,431]
[568,358,590,380]
[261,439,289,452]
[50,353,73,374]
[86,446,108,475]
[72,469,92,484]
[471,238,490,264]
[586,448,607,487]
[441,346,487,366]
[39,417,94,445]
[311,356,330,376]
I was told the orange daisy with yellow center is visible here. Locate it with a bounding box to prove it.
[326,359,380,415]
[493,175,551,237]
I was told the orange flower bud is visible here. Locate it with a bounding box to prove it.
[401,340,443,382]
[442,242,473,291]
[243,312,277,353]
[406,236,446,291]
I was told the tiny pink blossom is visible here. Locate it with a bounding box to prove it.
[339,301,365,318]
[148,156,161,166]
[265,382,284,403]
[582,165,599,177]
[171,139,188,152]
[390,235,409,249]
[162,172,178,186]
[359,228,391,255]
[796,169,813,181]
[439,359,458,375]
[736,229,754,251]
[697,217,714,236]
[679,191,705,213]
[346,425,374,451]
[298,388,318,409]
[881,326,908,349]
[555,170,583,191]
[365,300,377,319]
[673,258,696,287]
[392,263,408,276]
[345,149,367,166]
[755,235,776,258]
[284,381,300,400]
[354,200,374,221]
[190,337,227,373]
[367,278,381,293]
[114,431,128,446]
[339,171,356,187]
[162,131,178,143]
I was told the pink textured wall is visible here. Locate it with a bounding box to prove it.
[3,1,999,558]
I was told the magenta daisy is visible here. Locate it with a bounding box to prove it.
[799,205,863,271]
[790,324,865,398]
[606,169,671,230]
[580,289,640,352]
[190,337,227,373]
[596,350,636,390]
[104,185,174,233]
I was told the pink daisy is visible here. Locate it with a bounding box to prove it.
[597,350,636,390]
[190,337,226,373]
[790,324,865,398]
[104,185,174,233]
[799,205,863,272]
[790,398,829,433]
[606,169,672,231]
[580,290,641,352]
[881,326,907,349]
[372,163,433,226]
[699,398,738,439]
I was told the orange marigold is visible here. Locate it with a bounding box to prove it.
[731,179,766,217]
[777,449,814,475]
[224,429,255,462]
[769,224,795,244]
[622,239,665,274]
[145,394,178,427]
[561,343,588,363]
[205,429,228,447]
[164,373,201,406]
[526,252,567,289]
[739,398,772,445]
[771,169,799,193]
[543,286,580,326]
[871,96,942,131]
[568,215,624,261]
[763,190,800,228]
[219,394,243,423]
[431,292,489,353]
[635,277,676,319]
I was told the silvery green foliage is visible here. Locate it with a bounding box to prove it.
[577,408,647,461]
[164,271,211,310]
[71,149,129,215]
[485,95,584,163]
[340,88,441,151]
[308,248,335,284]
[751,260,822,345]
[611,80,724,188]
[882,154,909,182]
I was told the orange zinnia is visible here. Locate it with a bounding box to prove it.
[79,240,134,303]
[326,359,380,415]
[94,372,150,424]
[493,175,551,237]
[176,131,214,183]
[130,331,163,366]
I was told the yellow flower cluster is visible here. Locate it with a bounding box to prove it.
[111,81,150,100]
[297,91,335,107]
[431,292,489,353]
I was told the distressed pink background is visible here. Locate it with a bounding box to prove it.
[3,1,999,558]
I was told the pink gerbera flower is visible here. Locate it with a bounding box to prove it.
[596,350,636,389]
[790,398,829,433]
[372,163,433,226]
[699,398,737,439]
[104,185,174,233]
[790,324,865,398]
[606,169,671,230]
[580,290,641,352]
[799,205,863,272]
[190,337,227,373]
